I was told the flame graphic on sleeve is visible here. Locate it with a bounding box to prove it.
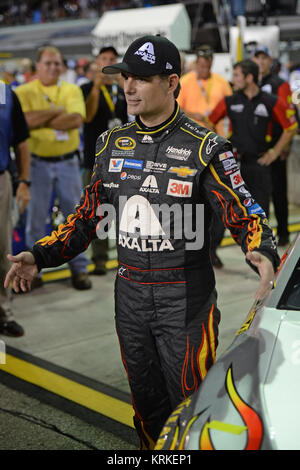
[199,365,263,450]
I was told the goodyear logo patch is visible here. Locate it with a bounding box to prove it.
[115,136,136,151]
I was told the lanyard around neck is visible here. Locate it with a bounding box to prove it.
[100,84,118,113]
[198,76,213,103]
[37,79,61,106]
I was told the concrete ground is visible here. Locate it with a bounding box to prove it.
[0,205,299,450]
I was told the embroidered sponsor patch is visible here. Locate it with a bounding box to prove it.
[222,158,238,175]
[109,158,124,172]
[247,203,266,215]
[219,151,233,161]
[230,170,244,189]
[139,175,159,194]
[166,179,193,197]
[238,185,251,198]
[115,136,136,150]
[168,166,197,178]
[123,159,143,170]
[205,135,218,155]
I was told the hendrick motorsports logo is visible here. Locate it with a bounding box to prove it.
[166,146,192,161]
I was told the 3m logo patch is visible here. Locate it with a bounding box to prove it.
[167,179,193,197]
[230,170,244,189]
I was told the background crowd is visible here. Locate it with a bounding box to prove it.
[0,0,176,26]
[0,0,299,27]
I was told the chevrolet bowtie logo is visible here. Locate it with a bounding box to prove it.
[168,166,197,177]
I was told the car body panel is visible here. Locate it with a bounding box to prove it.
[155,235,300,451]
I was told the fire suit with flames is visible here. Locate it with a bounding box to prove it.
[32,103,280,449]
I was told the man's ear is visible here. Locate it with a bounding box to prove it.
[168,74,180,93]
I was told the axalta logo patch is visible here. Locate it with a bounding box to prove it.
[115,137,136,150]
[134,42,156,64]
[167,179,193,197]
[140,175,159,194]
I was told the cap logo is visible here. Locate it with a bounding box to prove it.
[166,62,173,70]
[134,42,156,64]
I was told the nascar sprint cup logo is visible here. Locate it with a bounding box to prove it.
[96,196,204,251]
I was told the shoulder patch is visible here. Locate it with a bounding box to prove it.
[199,132,226,167]
[95,129,113,156]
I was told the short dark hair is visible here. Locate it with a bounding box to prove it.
[159,74,181,99]
[234,59,259,84]
[99,45,118,57]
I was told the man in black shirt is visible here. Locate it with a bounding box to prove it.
[0,84,30,337]
[253,45,296,245]
[81,46,128,274]
[208,59,298,218]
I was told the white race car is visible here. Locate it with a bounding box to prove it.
[155,235,300,450]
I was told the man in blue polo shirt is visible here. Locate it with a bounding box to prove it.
[0,81,30,336]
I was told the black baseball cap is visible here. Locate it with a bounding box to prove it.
[102,35,181,77]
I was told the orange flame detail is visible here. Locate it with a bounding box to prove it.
[181,336,199,399]
[199,365,263,450]
[226,366,263,450]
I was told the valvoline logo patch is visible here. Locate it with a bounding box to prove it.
[115,136,136,150]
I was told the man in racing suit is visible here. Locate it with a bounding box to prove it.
[4,36,280,450]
